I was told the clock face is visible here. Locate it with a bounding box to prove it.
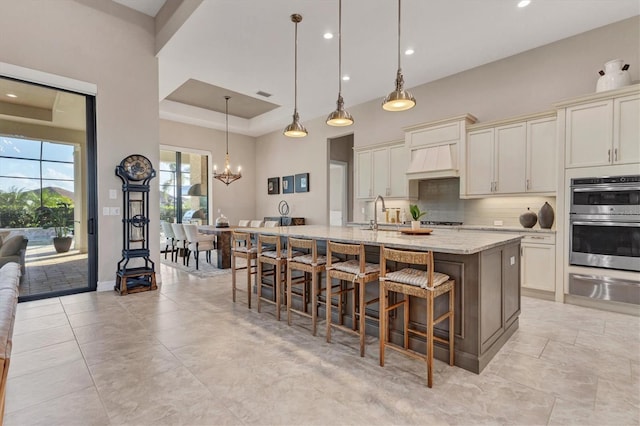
[121,155,153,181]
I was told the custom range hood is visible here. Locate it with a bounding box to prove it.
[404,114,477,181]
[406,144,459,180]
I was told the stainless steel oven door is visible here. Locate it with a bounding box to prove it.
[570,184,640,215]
[570,217,640,272]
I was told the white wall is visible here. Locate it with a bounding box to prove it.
[0,0,159,288]
[255,16,640,225]
[159,119,256,225]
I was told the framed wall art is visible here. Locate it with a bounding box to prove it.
[282,175,294,194]
[267,177,280,195]
[295,173,309,193]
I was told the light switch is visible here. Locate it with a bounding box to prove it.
[110,207,120,216]
[510,256,515,266]
[109,189,117,200]
[103,207,110,216]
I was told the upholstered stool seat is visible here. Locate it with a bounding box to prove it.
[326,241,380,357]
[379,246,455,388]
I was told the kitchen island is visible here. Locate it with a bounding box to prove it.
[244,225,522,374]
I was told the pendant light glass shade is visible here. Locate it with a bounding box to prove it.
[326,0,353,127]
[382,0,416,112]
[284,14,307,138]
[213,96,242,185]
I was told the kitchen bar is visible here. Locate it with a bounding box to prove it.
[243,225,522,374]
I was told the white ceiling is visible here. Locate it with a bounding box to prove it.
[120,0,639,137]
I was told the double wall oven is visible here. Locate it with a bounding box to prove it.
[569,175,640,304]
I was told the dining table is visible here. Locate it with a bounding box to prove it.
[197,225,235,269]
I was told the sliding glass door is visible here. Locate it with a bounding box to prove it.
[0,76,97,300]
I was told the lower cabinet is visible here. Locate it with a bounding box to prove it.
[521,233,556,293]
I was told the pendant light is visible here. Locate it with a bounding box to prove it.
[382,0,416,111]
[326,0,353,127]
[284,13,308,138]
[213,96,242,185]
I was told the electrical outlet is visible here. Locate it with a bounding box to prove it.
[109,189,117,199]
[494,220,503,226]
[510,256,515,266]
[103,207,110,216]
[361,207,365,214]
[110,207,120,216]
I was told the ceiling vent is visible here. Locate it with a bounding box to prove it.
[256,90,272,98]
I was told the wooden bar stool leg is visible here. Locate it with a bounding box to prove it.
[404,296,410,350]
[257,259,263,313]
[311,271,317,336]
[326,274,332,343]
[232,255,237,303]
[287,264,293,326]
[379,283,386,367]
[427,293,434,388]
[359,281,365,357]
[275,264,281,321]
[450,287,455,366]
[247,258,253,309]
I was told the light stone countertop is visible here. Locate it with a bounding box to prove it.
[347,222,555,234]
[242,225,522,255]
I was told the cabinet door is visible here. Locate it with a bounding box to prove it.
[388,144,407,197]
[372,147,390,197]
[521,243,555,292]
[566,100,613,168]
[355,150,372,199]
[495,123,526,194]
[527,117,556,193]
[613,93,640,165]
[466,129,494,195]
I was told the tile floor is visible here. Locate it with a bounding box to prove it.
[4,263,640,425]
[21,245,88,297]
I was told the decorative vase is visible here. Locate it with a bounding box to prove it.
[519,208,537,228]
[538,202,555,229]
[411,221,421,230]
[596,59,631,92]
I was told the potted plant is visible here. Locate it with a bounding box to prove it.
[409,204,427,230]
[37,202,74,253]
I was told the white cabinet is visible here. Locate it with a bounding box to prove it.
[564,89,640,168]
[521,233,556,293]
[355,141,415,199]
[356,150,372,198]
[465,113,555,196]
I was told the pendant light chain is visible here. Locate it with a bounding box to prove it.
[294,18,298,113]
[338,0,342,96]
[225,95,230,155]
[397,0,401,73]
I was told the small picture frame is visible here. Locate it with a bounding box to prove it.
[295,173,309,193]
[267,177,280,195]
[282,175,294,194]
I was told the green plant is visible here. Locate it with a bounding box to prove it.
[409,204,427,221]
[37,202,74,238]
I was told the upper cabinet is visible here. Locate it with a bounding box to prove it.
[355,141,417,199]
[464,112,557,197]
[557,85,639,168]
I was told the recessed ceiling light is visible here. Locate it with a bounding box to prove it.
[405,49,415,55]
[342,75,350,81]
[6,93,17,98]
[323,32,333,39]
[517,0,531,8]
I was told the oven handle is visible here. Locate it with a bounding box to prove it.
[572,186,640,192]
[571,221,640,227]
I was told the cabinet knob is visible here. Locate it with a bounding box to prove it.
[608,149,611,162]
[614,148,618,162]
[526,179,530,190]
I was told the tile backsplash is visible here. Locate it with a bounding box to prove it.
[357,178,556,229]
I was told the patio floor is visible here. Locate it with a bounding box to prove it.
[20,244,88,297]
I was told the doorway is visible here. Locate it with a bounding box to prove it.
[328,134,354,225]
[0,76,97,300]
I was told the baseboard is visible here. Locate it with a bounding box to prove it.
[522,287,555,301]
[97,280,115,292]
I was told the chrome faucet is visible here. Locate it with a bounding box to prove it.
[372,195,387,230]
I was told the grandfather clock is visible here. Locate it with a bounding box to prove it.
[115,154,157,295]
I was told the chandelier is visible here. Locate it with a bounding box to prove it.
[213,96,242,185]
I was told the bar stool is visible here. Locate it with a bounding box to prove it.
[379,245,455,388]
[326,241,380,357]
[257,234,300,320]
[231,231,258,308]
[286,237,336,335]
